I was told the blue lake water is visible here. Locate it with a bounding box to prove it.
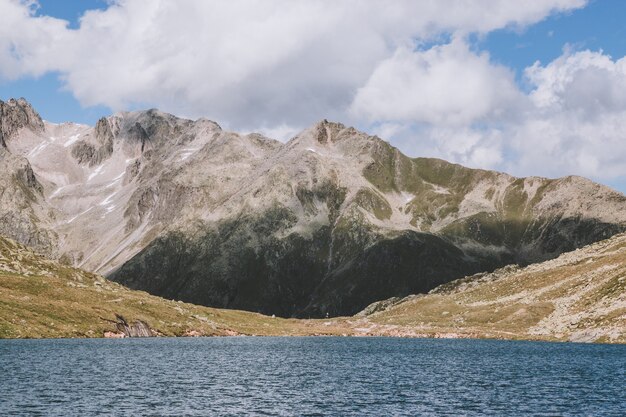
[0,337,625,416]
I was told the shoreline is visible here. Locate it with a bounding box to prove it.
[2,331,624,345]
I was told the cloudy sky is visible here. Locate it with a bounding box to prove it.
[1,0,625,192]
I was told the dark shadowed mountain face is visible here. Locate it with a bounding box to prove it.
[1,98,626,317]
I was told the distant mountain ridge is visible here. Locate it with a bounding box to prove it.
[1,98,625,317]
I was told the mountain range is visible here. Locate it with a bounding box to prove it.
[1,97,625,317]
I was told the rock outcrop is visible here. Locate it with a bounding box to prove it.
[0,99,55,256]
[0,98,44,148]
[109,314,154,337]
[1,98,625,318]
[71,117,115,166]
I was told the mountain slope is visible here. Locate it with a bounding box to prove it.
[0,235,345,338]
[1,98,625,317]
[0,99,58,257]
[355,232,626,343]
[1,232,624,342]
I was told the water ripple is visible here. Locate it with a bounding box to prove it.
[0,337,625,416]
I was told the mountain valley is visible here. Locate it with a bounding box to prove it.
[1,231,624,342]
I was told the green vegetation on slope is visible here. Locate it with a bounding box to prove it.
[0,236,345,338]
[1,232,624,343]
[356,233,626,343]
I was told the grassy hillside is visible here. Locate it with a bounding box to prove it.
[1,233,624,342]
[354,233,626,343]
[0,236,345,338]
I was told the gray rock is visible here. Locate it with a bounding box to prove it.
[0,98,44,148]
[114,314,154,337]
[357,296,404,316]
[70,117,114,166]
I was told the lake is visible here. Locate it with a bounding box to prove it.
[1,337,624,416]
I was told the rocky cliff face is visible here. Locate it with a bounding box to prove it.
[0,98,44,148]
[0,99,57,256]
[1,99,625,317]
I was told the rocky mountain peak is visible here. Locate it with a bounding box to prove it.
[312,119,346,144]
[0,98,44,148]
[109,108,200,153]
[94,117,115,145]
[194,117,223,132]
[286,120,379,157]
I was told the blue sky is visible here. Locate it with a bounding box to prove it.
[482,0,626,77]
[1,0,625,192]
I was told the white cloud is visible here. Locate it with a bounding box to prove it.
[388,124,505,171]
[383,48,626,183]
[0,0,584,130]
[526,48,626,115]
[6,0,626,187]
[247,124,301,142]
[0,0,69,78]
[350,37,521,126]
[509,49,626,179]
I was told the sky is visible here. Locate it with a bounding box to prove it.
[1,0,625,193]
